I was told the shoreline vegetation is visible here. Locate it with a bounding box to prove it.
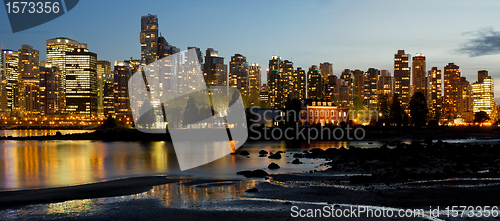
[0,126,498,141]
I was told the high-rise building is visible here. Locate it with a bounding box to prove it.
[280,60,294,105]
[292,67,306,100]
[65,47,97,117]
[412,53,427,95]
[428,67,442,121]
[267,56,281,108]
[204,48,227,86]
[97,61,111,117]
[324,75,338,101]
[377,70,394,97]
[248,63,261,104]
[307,65,323,99]
[103,73,115,118]
[472,70,495,119]
[340,69,354,106]
[364,68,379,108]
[1,49,18,112]
[114,61,132,120]
[187,47,203,64]
[352,69,364,100]
[157,34,180,59]
[16,44,40,114]
[457,77,473,122]
[260,84,269,105]
[319,62,333,80]
[39,63,61,115]
[333,78,351,107]
[46,37,79,113]
[394,50,410,109]
[229,54,249,95]
[443,63,461,123]
[140,14,159,65]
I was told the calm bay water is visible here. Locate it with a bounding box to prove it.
[0,130,383,191]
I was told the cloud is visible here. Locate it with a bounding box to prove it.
[457,27,500,57]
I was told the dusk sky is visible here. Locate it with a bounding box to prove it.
[1,0,500,101]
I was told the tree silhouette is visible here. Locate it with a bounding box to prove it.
[377,93,390,126]
[389,93,403,126]
[284,99,303,127]
[183,95,200,128]
[474,111,490,124]
[329,94,339,106]
[409,92,428,126]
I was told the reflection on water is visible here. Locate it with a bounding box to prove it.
[140,179,259,209]
[0,130,94,137]
[0,179,260,219]
[0,140,382,191]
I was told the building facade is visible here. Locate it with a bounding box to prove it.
[394,50,410,109]
[65,47,97,117]
[472,70,495,120]
[140,14,159,65]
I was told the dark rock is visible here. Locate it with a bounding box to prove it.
[259,150,268,155]
[245,188,259,192]
[283,202,292,205]
[268,162,280,169]
[293,153,304,158]
[259,154,267,157]
[268,152,282,159]
[237,169,269,178]
[239,150,250,156]
[291,158,302,164]
[276,150,284,154]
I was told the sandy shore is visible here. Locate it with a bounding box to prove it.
[0,176,180,209]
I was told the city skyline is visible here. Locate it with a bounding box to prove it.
[0,1,499,97]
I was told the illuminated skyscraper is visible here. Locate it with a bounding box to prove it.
[280,60,294,104]
[157,34,180,59]
[140,14,159,65]
[293,67,306,100]
[39,63,61,115]
[377,70,394,97]
[340,69,354,106]
[307,65,323,99]
[113,61,132,120]
[229,54,249,95]
[443,63,461,123]
[352,69,364,100]
[319,62,333,80]
[394,50,410,109]
[248,63,261,104]
[65,47,97,117]
[457,77,472,122]
[412,53,426,95]
[428,67,442,121]
[46,37,79,113]
[17,44,40,114]
[204,48,227,86]
[363,68,379,108]
[472,70,495,119]
[324,75,338,101]
[267,56,281,108]
[1,49,18,112]
[97,60,111,117]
